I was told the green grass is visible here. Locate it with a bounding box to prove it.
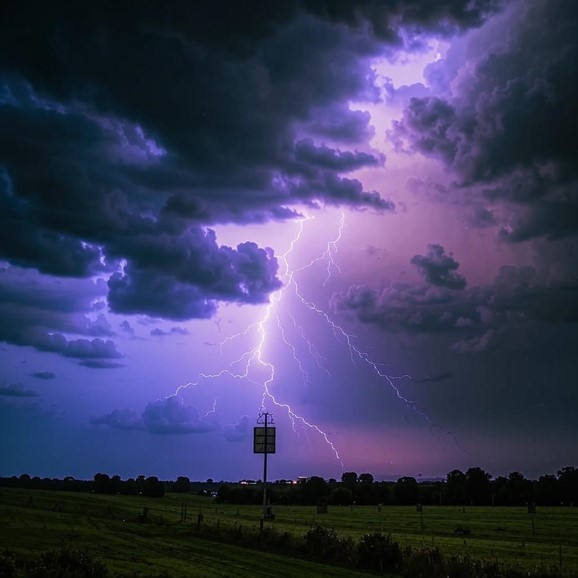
[1,487,577,576]
[216,501,578,569]
[0,488,381,577]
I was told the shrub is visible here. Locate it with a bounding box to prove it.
[357,532,402,572]
[0,550,16,578]
[25,547,109,578]
[401,545,443,577]
[305,526,341,560]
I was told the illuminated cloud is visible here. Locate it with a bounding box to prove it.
[390,0,578,241]
[142,396,218,435]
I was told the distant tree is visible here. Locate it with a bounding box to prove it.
[216,484,230,503]
[558,466,578,505]
[120,478,139,495]
[341,472,358,489]
[418,482,443,505]
[173,476,191,493]
[466,467,492,505]
[505,472,531,505]
[111,475,121,494]
[301,476,328,505]
[377,482,392,505]
[356,482,378,505]
[358,473,374,485]
[329,486,353,506]
[535,475,559,506]
[445,470,467,504]
[141,476,165,497]
[94,473,114,494]
[393,477,419,505]
[492,475,508,505]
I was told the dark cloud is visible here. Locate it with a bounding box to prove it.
[84,314,115,337]
[79,360,125,369]
[108,266,217,321]
[413,371,454,383]
[333,264,578,351]
[0,383,39,398]
[300,0,502,39]
[302,105,375,143]
[468,206,497,229]
[410,244,467,290]
[31,371,56,380]
[150,327,189,337]
[119,320,134,335]
[0,0,499,334]
[0,268,125,362]
[498,202,578,244]
[90,409,143,431]
[92,400,249,440]
[222,415,251,442]
[142,396,218,435]
[390,0,578,241]
[294,138,382,172]
[35,334,122,359]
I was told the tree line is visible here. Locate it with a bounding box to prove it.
[1,466,577,506]
[216,466,578,507]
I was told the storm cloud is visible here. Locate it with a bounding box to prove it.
[334,259,578,352]
[0,0,501,340]
[390,0,578,242]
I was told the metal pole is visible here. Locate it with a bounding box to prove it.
[262,413,268,519]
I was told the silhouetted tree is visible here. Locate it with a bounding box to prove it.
[377,482,393,505]
[358,473,374,485]
[466,467,492,505]
[492,475,508,505]
[216,483,230,503]
[329,486,353,505]
[119,478,139,495]
[445,470,467,504]
[173,476,191,493]
[341,471,358,490]
[141,476,165,497]
[94,473,114,494]
[301,476,328,505]
[535,474,559,506]
[393,477,418,505]
[558,466,578,505]
[505,472,531,505]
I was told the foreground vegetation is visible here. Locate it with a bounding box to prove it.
[1,487,577,577]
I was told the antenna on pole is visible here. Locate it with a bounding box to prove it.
[254,411,276,521]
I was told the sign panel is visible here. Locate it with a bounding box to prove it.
[253,426,276,453]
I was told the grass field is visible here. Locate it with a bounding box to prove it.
[1,487,577,576]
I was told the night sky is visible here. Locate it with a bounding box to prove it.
[1,0,577,482]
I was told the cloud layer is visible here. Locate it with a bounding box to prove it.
[389,0,578,242]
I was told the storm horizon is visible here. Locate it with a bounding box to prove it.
[1,0,577,484]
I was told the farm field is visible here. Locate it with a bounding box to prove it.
[1,487,577,576]
[0,487,386,577]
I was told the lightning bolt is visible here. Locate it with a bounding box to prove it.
[294,210,344,285]
[172,214,343,466]
[286,211,463,451]
[172,208,461,473]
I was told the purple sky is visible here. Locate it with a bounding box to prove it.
[1,0,577,482]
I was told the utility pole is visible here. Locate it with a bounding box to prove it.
[254,411,276,520]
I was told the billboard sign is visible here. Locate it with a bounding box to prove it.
[253,426,276,453]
